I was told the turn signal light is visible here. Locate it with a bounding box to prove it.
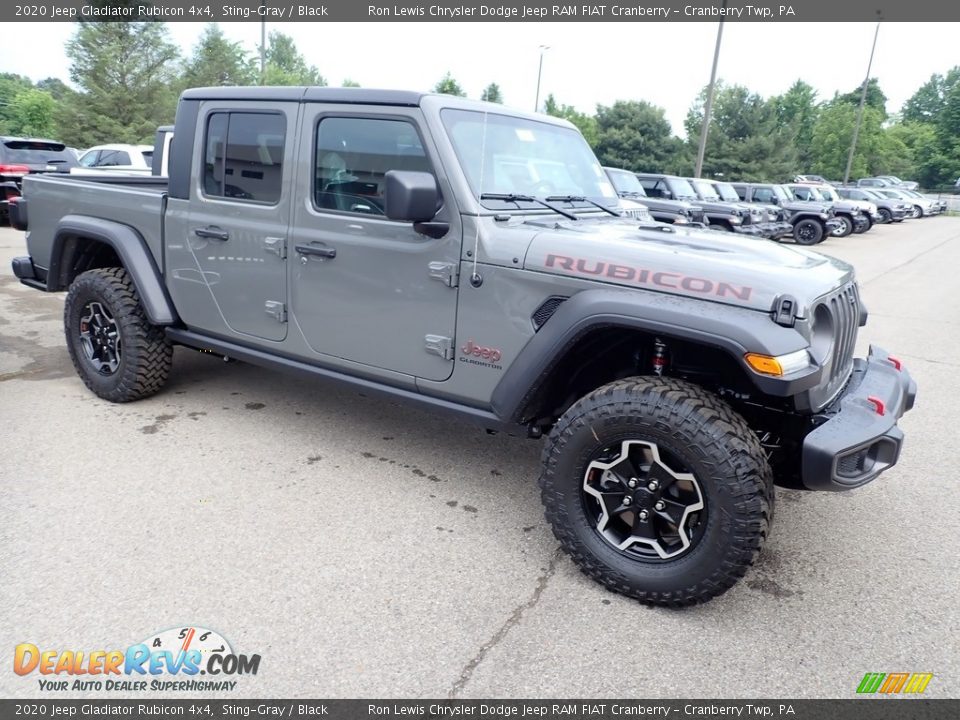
[744,349,811,377]
[0,164,30,176]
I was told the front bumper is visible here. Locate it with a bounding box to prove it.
[802,345,916,491]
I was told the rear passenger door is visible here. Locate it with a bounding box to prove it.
[288,107,461,381]
[185,104,295,342]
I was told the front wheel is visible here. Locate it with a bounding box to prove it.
[64,267,173,402]
[793,218,824,245]
[912,205,923,219]
[539,377,773,606]
[832,215,853,237]
[878,208,892,224]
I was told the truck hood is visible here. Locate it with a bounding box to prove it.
[618,193,701,214]
[523,216,853,315]
[784,200,833,215]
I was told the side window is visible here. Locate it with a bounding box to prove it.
[314,116,431,216]
[202,111,285,204]
[732,185,747,200]
[792,187,811,200]
[638,177,658,195]
[99,150,130,166]
[753,188,773,203]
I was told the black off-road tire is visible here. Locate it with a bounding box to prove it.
[793,218,824,245]
[539,377,773,606]
[64,267,173,402]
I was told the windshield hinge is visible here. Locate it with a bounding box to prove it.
[265,301,287,323]
[424,334,454,360]
[428,261,459,288]
[263,236,287,260]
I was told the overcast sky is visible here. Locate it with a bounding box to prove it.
[3,21,958,134]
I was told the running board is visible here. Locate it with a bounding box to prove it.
[164,328,508,432]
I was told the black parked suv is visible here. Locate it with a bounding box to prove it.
[0,137,78,223]
[731,182,842,245]
[786,183,869,237]
[713,180,793,240]
[604,167,706,226]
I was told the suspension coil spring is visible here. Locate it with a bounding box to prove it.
[652,338,667,376]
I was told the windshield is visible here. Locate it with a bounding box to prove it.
[898,189,921,198]
[863,190,885,200]
[667,177,698,200]
[691,179,720,200]
[714,182,741,202]
[606,168,647,196]
[773,185,792,202]
[442,109,616,208]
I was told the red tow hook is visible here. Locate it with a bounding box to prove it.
[887,356,903,371]
[867,396,885,416]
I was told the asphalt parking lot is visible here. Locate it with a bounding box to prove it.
[1,218,958,699]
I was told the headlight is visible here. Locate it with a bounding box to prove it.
[729,216,742,224]
[673,217,689,224]
[744,349,812,377]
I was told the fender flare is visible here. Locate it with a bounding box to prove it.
[490,288,823,423]
[49,215,178,325]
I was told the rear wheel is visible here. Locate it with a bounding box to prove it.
[793,218,824,245]
[539,377,773,606]
[911,205,923,219]
[64,267,173,402]
[854,215,871,233]
[878,208,892,224]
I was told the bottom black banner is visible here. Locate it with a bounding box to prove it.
[0,700,954,720]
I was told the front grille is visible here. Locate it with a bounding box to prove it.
[806,282,861,411]
[826,283,860,385]
[689,209,705,224]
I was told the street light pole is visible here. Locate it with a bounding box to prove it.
[534,45,550,112]
[694,0,726,178]
[260,2,267,85]
[843,20,881,186]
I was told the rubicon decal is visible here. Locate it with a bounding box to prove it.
[13,626,259,693]
[545,254,753,301]
[460,339,503,369]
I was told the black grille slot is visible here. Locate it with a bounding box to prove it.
[837,449,868,477]
[806,282,861,411]
[689,210,705,224]
[532,296,567,330]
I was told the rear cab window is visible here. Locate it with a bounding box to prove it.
[202,111,286,203]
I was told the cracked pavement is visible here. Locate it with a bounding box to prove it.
[1,219,958,698]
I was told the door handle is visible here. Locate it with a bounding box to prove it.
[194,226,230,241]
[295,243,336,259]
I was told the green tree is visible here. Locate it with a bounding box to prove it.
[836,78,888,118]
[684,83,796,180]
[432,72,466,97]
[5,88,57,138]
[0,73,34,133]
[902,67,960,124]
[595,100,680,172]
[772,80,819,169]
[261,31,325,86]
[809,102,890,179]
[480,83,503,103]
[62,17,180,146]
[183,24,255,88]
[340,78,361,88]
[35,77,71,101]
[543,94,598,147]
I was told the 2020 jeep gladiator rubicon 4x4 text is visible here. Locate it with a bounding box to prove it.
[10,87,916,606]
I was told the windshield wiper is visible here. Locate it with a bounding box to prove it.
[479,193,579,221]
[546,195,621,218]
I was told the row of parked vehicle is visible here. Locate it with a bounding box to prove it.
[604,168,946,246]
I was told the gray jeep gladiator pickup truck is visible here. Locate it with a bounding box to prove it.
[10,87,916,606]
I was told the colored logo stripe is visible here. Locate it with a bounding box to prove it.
[857,672,933,694]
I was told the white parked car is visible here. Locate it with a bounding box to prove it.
[72,144,153,174]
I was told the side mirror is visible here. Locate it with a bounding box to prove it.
[385,170,440,223]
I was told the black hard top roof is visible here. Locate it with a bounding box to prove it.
[180,86,424,107]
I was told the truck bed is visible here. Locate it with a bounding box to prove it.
[20,173,169,275]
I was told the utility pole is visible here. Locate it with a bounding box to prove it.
[694,0,726,178]
[260,2,267,85]
[843,20,881,186]
[534,45,549,112]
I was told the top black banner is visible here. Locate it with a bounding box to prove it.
[5,0,960,23]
